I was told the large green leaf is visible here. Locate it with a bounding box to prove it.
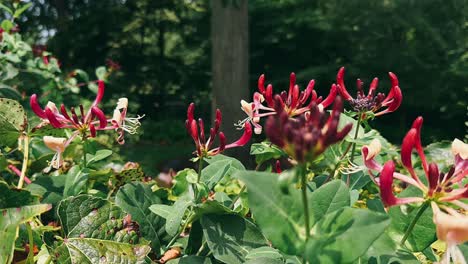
[0,181,38,208]
[200,160,233,189]
[55,195,150,263]
[149,195,192,237]
[363,232,419,264]
[115,182,168,251]
[305,207,390,263]
[250,142,286,164]
[0,98,26,146]
[309,179,350,225]
[235,170,306,255]
[54,238,150,264]
[387,187,436,252]
[0,204,51,264]
[200,214,268,264]
[388,204,436,252]
[167,256,212,264]
[63,166,89,197]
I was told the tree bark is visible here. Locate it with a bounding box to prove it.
[211,0,249,161]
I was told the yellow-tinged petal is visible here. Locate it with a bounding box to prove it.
[452,138,468,159]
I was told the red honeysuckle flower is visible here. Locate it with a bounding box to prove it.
[186,103,252,158]
[239,72,338,134]
[336,67,402,116]
[265,95,352,163]
[30,81,142,166]
[362,117,468,209]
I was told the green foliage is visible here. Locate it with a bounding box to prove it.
[200,214,268,264]
[305,207,390,263]
[115,182,169,252]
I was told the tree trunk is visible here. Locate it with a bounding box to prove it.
[211,0,249,161]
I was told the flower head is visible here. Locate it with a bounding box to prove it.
[362,117,468,208]
[239,73,338,134]
[186,103,252,158]
[43,136,68,169]
[336,67,402,116]
[265,95,352,163]
[30,81,142,168]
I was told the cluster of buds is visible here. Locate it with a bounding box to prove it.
[265,95,352,163]
[337,67,402,116]
[362,117,467,209]
[186,103,252,158]
[30,81,143,168]
[239,73,338,134]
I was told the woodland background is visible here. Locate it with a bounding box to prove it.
[9,0,468,173]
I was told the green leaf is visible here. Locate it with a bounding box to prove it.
[149,195,192,237]
[30,123,66,138]
[305,207,390,263]
[200,214,268,264]
[95,66,107,80]
[250,142,286,164]
[0,20,13,32]
[57,195,132,241]
[244,258,284,264]
[172,169,197,196]
[63,166,89,197]
[86,149,113,165]
[13,3,32,18]
[388,204,436,252]
[56,238,151,264]
[200,160,232,189]
[185,220,203,255]
[115,182,168,251]
[235,170,305,255]
[204,154,245,170]
[245,246,284,261]
[309,179,350,225]
[0,204,51,264]
[167,256,212,264]
[363,232,419,263]
[0,181,38,208]
[0,4,12,14]
[0,98,27,146]
[55,195,150,262]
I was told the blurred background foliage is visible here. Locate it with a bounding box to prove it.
[3,0,467,173]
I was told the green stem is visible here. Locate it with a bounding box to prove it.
[400,201,430,246]
[299,166,310,242]
[17,135,29,189]
[349,113,363,163]
[194,158,204,199]
[82,140,88,168]
[26,222,34,264]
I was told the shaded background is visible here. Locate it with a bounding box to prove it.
[16,0,468,174]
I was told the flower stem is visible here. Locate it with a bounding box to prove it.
[400,201,430,246]
[82,140,88,168]
[26,222,34,264]
[299,166,310,241]
[349,113,363,163]
[17,135,30,189]
[194,158,204,199]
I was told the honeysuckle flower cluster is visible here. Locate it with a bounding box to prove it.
[30,81,143,168]
[362,117,467,209]
[239,73,338,134]
[265,95,352,163]
[185,103,252,159]
[336,67,402,116]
